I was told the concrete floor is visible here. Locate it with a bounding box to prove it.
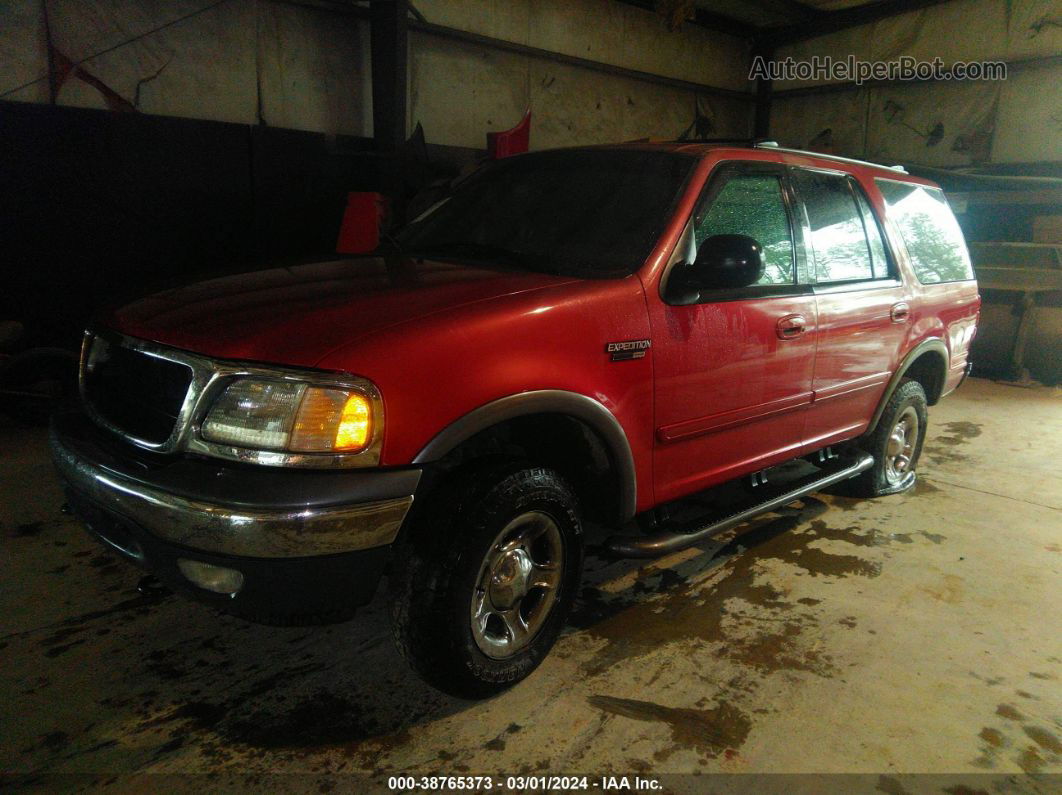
[2,377,1060,790]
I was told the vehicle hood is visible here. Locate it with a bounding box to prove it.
[106,257,575,368]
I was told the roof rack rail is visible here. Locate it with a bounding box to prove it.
[669,137,777,146]
[753,142,908,174]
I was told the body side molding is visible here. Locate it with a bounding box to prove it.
[412,390,638,521]
[865,337,949,436]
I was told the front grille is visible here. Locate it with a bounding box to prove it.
[83,335,193,445]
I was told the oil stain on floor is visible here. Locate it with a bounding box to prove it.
[923,421,983,467]
[574,499,894,681]
[555,497,924,765]
[972,700,1062,774]
[586,695,751,761]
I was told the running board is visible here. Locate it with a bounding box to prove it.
[603,452,875,559]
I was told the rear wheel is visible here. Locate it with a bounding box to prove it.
[389,463,583,698]
[845,378,928,497]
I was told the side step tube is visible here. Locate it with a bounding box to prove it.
[603,452,875,559]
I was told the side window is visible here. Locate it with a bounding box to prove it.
[875,180,974,283]
[693,173,795,286]
[852,183,891,279]
[792,169,875,283]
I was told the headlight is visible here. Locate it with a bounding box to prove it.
[201,377,377,455]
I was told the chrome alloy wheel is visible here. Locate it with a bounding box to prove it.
[884,405,919,485]
[470,511,564,659]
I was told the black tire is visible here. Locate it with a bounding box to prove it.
[389,461,583,698]
[845,378,928,497]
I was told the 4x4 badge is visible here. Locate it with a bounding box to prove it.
[606,339,651,361]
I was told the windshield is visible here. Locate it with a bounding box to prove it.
[395,149,695,278]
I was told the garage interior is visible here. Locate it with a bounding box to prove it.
[2,0,1060,789]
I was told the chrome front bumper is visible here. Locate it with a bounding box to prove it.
[50,412,418,559]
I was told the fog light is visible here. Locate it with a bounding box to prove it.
[177,559,245,596]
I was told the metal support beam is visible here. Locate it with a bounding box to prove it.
[370,0,408,152]
[287,1,752,103]
[752,45,774,139]
[765,0,821,20]
[407,16,753,101]
[614,0,758,39]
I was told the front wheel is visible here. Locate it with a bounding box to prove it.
[846,378,928,497]
[389,463,583,698]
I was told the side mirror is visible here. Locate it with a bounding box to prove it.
[667,234,765,303]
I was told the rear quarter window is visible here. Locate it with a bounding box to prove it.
[875,179,974,284]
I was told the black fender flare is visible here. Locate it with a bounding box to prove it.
[866,337,949,435]
[412,390,638,522]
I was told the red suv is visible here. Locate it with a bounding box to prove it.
[51,142,979,697]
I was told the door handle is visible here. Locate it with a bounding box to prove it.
[776,314,807,340]
[891,302,910,323]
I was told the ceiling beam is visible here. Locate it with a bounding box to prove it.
[757,0,957,48]
[283,1,754,100]
[614,1,759,39]
[752,0,821,22]
[689,8,761,38]
[409,15,754,100]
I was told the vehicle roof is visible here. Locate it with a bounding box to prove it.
[537,140,936,186]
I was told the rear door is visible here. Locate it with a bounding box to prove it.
[652,161,818,504]
[789,167,912,448]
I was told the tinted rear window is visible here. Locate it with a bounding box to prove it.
[876,180,973,284]
[397,149,695,278]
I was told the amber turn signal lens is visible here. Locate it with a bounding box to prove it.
[334,393,372,451]
[289,388,373,453]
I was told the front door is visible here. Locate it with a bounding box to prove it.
[652,162,818,505]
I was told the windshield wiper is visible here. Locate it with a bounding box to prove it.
[374,231,406,259]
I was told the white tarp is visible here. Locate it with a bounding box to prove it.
[2,0,750,147]
[772,0,1062,164]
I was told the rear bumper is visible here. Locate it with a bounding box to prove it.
[50,410,420,623]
